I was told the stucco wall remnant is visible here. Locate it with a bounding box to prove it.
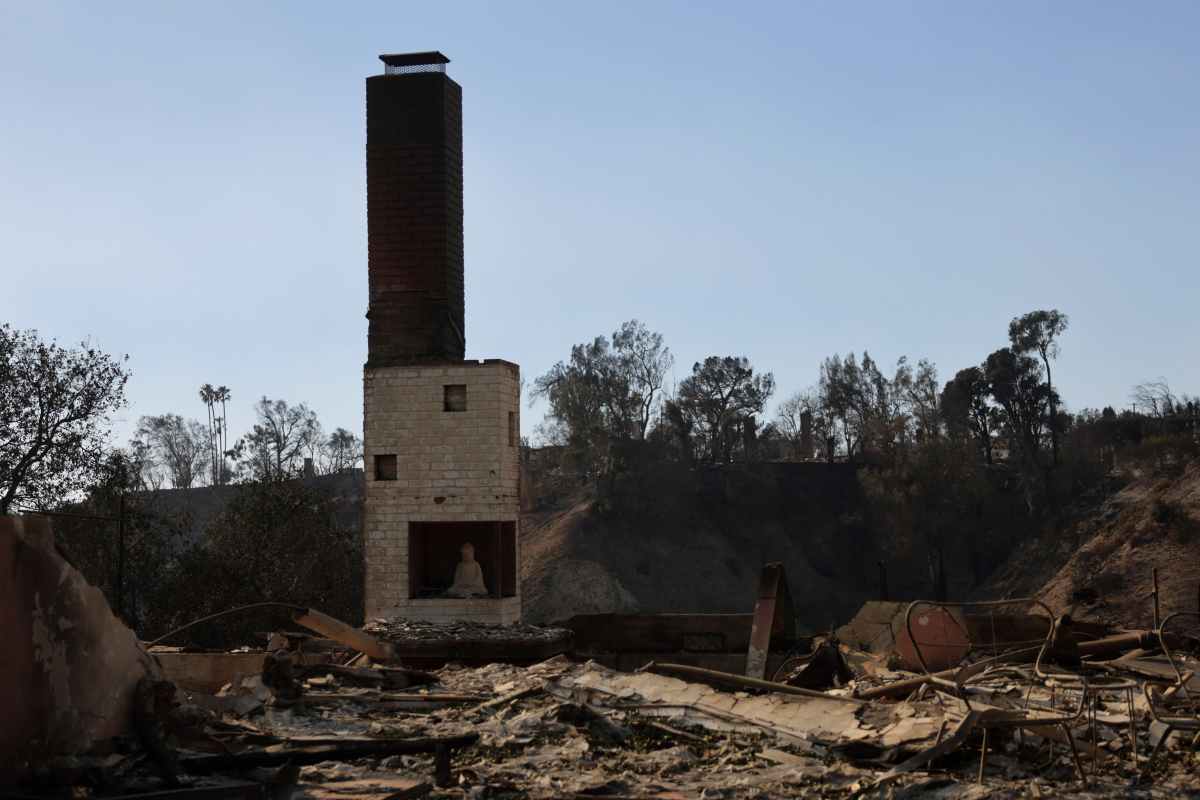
[0,515,160,769]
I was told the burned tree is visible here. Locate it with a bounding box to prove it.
[985,347,1052,511]
[134,414,210,489]
[612,320,674,440]
[1009,310,1068,466]
[319,427,364,474]
[941,366,995,464]
[673,356,774,463]
[236,397,320,482]
[533,324,668,479]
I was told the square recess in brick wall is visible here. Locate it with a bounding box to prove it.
[375,454,398,480]
[444,384,466,412]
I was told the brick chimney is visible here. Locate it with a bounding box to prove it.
[366,51,465,366]
[362,52,521,625]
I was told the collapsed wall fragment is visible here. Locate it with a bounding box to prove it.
[0,514,161,771]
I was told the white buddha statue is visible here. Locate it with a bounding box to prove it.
[446,541,488,597]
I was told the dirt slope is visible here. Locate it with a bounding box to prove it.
[520,497,641,621]
[517,463,911,628]
[519,493,850,626]
[517,461,1021,628]
[523,461,1200,631]
[981,462,1200,628]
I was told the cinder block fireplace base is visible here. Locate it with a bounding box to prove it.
[363,360,521,624]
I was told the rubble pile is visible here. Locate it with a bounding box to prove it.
[5,523,1198,799]
[272,636,1199,798]
[16,639,1200,798]
[364,618,573,646]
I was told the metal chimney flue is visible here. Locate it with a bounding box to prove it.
[379,51,450,75]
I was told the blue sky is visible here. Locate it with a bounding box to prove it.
[2,1,1197,445]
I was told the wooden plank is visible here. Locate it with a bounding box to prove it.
[470,685,540,713]
[293,609,395,662]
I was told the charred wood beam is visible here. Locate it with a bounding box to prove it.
[75,783,268,800]
[292,609,395,662]
[178,734,479,774]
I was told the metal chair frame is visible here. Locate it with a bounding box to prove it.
[1142,611,1200,776]
[903,598,1089,783]
[1023,613,1141,774]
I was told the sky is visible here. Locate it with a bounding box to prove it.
[2,1,1198,446]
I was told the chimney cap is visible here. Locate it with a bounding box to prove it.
[379,51,450,67]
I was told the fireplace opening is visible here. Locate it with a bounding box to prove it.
[408,521,517,599]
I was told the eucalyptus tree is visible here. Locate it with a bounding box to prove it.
[1009,310,1068,465]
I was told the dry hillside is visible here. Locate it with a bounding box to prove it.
[981,461,1200,627]
[519,493,851,627]
[521,458,1200,632]
[516,463,979,628]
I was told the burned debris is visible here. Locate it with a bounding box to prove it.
[6,509,1200,799]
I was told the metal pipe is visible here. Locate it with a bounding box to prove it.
[856,645,1044,700]
[148,601,307,647]
[1152,568,1161,630]
[116,492,126,620]
[1078,631,1151,656]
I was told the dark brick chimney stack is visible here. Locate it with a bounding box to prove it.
[365,51,465,366]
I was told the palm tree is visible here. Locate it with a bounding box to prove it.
[199,383,217,484]
[215,386,231,484]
